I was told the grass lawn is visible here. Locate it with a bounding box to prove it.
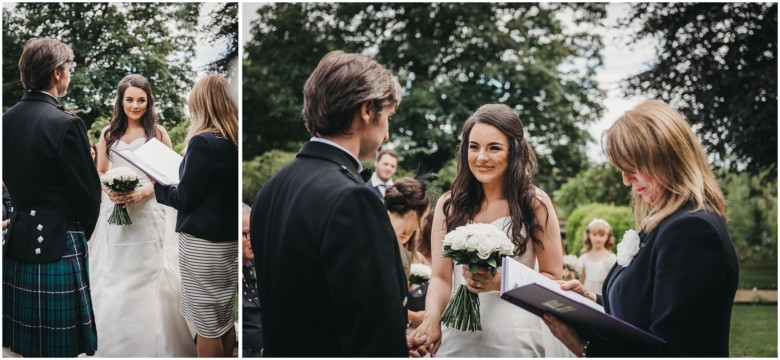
[729,304,777,357]
[739,264,777,289]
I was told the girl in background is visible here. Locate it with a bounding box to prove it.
[578,218,617,296]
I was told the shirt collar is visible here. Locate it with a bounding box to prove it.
[309,137,363,172]
[32,90,57,102]
[370,172,393,188]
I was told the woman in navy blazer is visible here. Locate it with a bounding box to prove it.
[154,75,239,357]
[544,100,738,357]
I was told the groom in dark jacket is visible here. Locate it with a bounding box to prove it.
[2,37,101,357]
[251,51,426,357]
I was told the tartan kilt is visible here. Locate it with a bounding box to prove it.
[2,228,98,357]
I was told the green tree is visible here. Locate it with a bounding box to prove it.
[242,150,297,204]
[621,3,777,175]
[553,163,630,219]
[719,170,778,265]
[201,2,238,80]
[2,2,200,130]
[243,3,607,192]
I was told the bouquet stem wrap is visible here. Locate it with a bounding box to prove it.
[440,223,515,332]
[100,167,141,226]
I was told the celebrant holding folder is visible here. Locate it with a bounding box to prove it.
[543,100,739,357]
[154,74,239,358]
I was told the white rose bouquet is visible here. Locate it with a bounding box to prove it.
[440,223,515,331]
[409,263,432,286]
[563,254,582,277]
[100,167,141,225]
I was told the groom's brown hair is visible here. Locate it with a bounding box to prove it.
[302,50,402,137]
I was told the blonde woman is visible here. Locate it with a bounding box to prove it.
[154,75,239,357]
[544,100,739,356]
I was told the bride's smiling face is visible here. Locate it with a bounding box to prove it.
[467,123,509,185]
[122,86,148,123]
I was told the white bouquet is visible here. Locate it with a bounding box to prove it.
[409,263,432,286]
[440,223,515,331]
[563,254,582,277]
[100,167,141,225]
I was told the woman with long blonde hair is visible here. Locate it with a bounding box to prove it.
[544,100,738,357]
[155,74,239,357]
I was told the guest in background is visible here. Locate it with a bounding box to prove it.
[241,203,262,357]
[2,37,101,357]
[578,218,617,296]
[384,177,430,279]
[544,100,739,357]
[417,212,434,266]
[155,74,239,357]
[369,149,399,199]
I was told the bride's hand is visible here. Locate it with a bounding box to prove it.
[107,190,125,205]
[410,315,442,357]
[463,264,501,293]
[559,279,597,302]
[118,185,153,208]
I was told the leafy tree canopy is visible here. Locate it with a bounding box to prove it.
[621,3,777,175]
[201,2,238,80]
[2,2,201,131]
[244,3,607,192]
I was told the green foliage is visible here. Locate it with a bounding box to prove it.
[243,3,607,193]
[729,305,777,357]
[719,170,778,265]
[2,3,200,129]
[242,150,297,204]
[621,3,777,175]
[167,120,190,153]
[201,2,238,80]
[739,264,777,290]
[553,163,630,219]
[565,203,633,255]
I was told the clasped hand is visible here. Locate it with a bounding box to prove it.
[108,186,151,208]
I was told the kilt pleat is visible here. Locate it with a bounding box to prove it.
[2,229,98,357]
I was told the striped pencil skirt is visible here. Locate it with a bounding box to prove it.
[2,228,98,357]
[179,232,238,338]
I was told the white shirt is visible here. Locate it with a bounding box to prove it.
[32,90,57,101]
[370,172,393,198]
[309,137,363,172]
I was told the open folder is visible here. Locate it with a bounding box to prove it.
[110,138,183,186]
[499,256,665,345]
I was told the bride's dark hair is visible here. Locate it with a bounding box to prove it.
[443,103,545,256]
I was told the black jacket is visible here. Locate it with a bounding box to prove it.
[250,141,408,357]
[155,132,238,242]
[2,91,101,263]
[588,203,739,357]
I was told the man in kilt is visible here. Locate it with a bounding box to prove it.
[2,37,102,357]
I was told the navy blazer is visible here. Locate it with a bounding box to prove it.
[2,91,101,263]
[250,141,408,357]
[154,132,238,242]
[588,203,739,357]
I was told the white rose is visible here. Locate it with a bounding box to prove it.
[616,229,641,267]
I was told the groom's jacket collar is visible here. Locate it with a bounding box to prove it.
[297,141,366,185]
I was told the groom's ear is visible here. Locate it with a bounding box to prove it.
[352,101,373,129]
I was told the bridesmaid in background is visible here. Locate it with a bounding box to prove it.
[154,74,239,358]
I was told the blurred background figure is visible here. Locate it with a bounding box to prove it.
[242,203,262,357]
[369,150,399,200]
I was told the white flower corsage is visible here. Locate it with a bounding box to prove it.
[616,229,641,268]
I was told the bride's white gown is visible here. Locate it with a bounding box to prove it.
[437,217,574,357]
[87,138,196,357]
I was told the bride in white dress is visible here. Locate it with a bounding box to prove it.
[411,104,572,357]
[88,74,196,357]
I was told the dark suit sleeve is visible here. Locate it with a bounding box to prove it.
[588,215,729,356]
[320,186,407,357]
[59,117,101,238]
[154,135,213,212]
